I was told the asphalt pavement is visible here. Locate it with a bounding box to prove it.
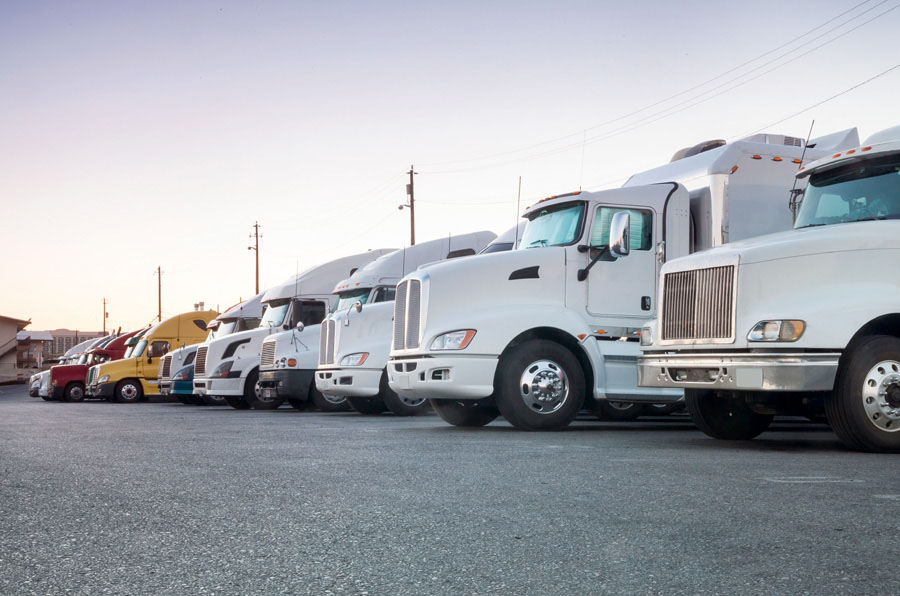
[0,384,896,596]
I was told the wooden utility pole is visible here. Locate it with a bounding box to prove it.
[155,266,162,322]
[248,222,261,294]
[406,166,417,246]
[102,298,108,333]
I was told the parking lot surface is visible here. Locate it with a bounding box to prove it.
[0,384,896,595]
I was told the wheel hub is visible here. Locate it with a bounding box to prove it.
[322,394,347,406]
[122,385,137,399]
[862,360,900,432]
[399,395,426,407]
[519,360,568,414]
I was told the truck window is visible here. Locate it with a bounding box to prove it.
[590,207,652,250]
[183,351,196,366]
[336,289,370,311]
[372,286,396,303]
[294,301,327,326]
[149,341,170,358]
[260,300,291,327]
[521,202,585,248]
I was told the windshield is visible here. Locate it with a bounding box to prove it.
[336,289,371,311]
[795,154,900,229]
[520,202,585,248]
[132,339,148,358]
[260,299,290,328]
[77,354,87,365]
[207,319,238,340]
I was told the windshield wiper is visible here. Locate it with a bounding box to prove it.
[527,239,548,247]
[797,223,827,228]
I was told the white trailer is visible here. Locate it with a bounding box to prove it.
[159,292,265,404]
[193,250,394,408]
[638,125,900,452]
[310,231,496,415]
[386,129,859,430]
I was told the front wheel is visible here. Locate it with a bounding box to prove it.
[495,339,585,431]
[430,399,499,427]
[115,379,144,404]
[64,383,86,403]
[826,335,900,453]
[347,395,388,415]
[381,371,431,416]
[309,384,350,412]
[685,389,772,440]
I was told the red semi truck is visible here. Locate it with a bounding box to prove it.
[49,329,141,401]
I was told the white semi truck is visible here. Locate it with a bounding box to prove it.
[637,125,900,452]
[312,231,496,415]
[194,250,394,408]
[386,128,859,430]
[159,293,264,404]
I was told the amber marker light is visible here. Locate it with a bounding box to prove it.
[862,146,872,151]
[751,155,761,160]
[730,165,739,174]
[772,157,782,162]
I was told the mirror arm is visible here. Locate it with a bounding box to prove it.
[577,245,610,282]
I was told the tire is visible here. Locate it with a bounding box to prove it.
[175,395,191,405]
[685,389,773,440]
[347,395,388,415]
[381,371,431,416]
[309,383,351,412]
[593,400,646,421]
[495,339,585,431]
[288,397,314,411]
[826,335,900,453]
[430,399,499,427]
[115,379,144,404]
[223,370,257,410]
[64,383,86,403]
[41,394,53,401]
[187,395,206,406]
[644,402,684,416]
[245,370,284,409]
[201,394,228,406]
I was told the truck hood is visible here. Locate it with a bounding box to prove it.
[671,220,900,267]
[95,357,138,379]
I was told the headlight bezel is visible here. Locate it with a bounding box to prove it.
[747,320,806,342]
[340,352,369,366]
[430,329,477,351]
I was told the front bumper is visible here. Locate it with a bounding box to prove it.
[638,351,841,392]
[315,367,381,398]
[51,386,65,399]
[259,369,312,400]
[158,380,172,396]
[387,354,498,400]
[90,382,116,399]
[172,380,194,395]
[201,377,245,397]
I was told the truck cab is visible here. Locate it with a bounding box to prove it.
[50,330,140,401]
[311,231,496,415]
[159,293,264,404]
[88,310,218,402]
[638,125,900,452]
[386,129,860,430]
[193,250,394,409]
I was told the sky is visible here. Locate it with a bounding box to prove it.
[2,0,899,332]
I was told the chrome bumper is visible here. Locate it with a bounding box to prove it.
[638,352,840,392]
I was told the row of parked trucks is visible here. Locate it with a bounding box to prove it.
[36,124,900,452]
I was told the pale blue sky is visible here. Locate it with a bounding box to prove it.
[2,1,898,330]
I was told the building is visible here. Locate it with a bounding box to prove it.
[0,314,31,383]
[16,330,54,369]
[43,329,105,358]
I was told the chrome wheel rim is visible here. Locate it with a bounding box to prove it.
[121,384,138,400]
[399,395,426,408]
[519,359,568,414]
[69,386,84,400]
[322,394,347,406]
[862,359,900,432]
[608,401,638,412]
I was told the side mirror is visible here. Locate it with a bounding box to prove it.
[609,211,630,259]
[296,321,305,333]
[354,300,363,313]
[147,355,153,364]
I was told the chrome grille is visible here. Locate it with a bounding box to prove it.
[87,367,95,386]
[260,338,277,368]
[320,319,336,365]
[661,265,735,341]
[195,346,208,376]
[161,354,172,379]
[405,280,421,349]
[392,281,408,351]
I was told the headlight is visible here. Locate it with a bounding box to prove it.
[210,360,235,378]
[340,352,369,366]
[98,375,110,383]
[430,330,476,351]
[640,326,652,346]
[747,320,805,342]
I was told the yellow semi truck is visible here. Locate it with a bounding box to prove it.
[87,310,218,403]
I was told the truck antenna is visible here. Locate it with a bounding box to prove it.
[515,176,522,248]
[291,260,299,346]
[788,120,815,223]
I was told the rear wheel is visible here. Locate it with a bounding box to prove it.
[685,389,773,440]
[430,399,499,427]
[495,340,585,431]
[309,384,351,412]
[187,395,206,406]
[593,400,645,421]
[826,335,900,453]
[64,383,85,403]
[115,379,143,404]
[381,371,431,416]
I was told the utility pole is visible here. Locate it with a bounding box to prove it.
[399,166,417,245]
[154,267,163,322]
[102,298,108,333]
[248,221,261,294]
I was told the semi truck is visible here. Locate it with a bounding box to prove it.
[40,336,112,401]
[50,329,141,401]
[637,125,900,452]
[386,128,860,430]
[158,293,264,404]
[308,231,496,415]
[87,310,219,402]
[194,250,394,409]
